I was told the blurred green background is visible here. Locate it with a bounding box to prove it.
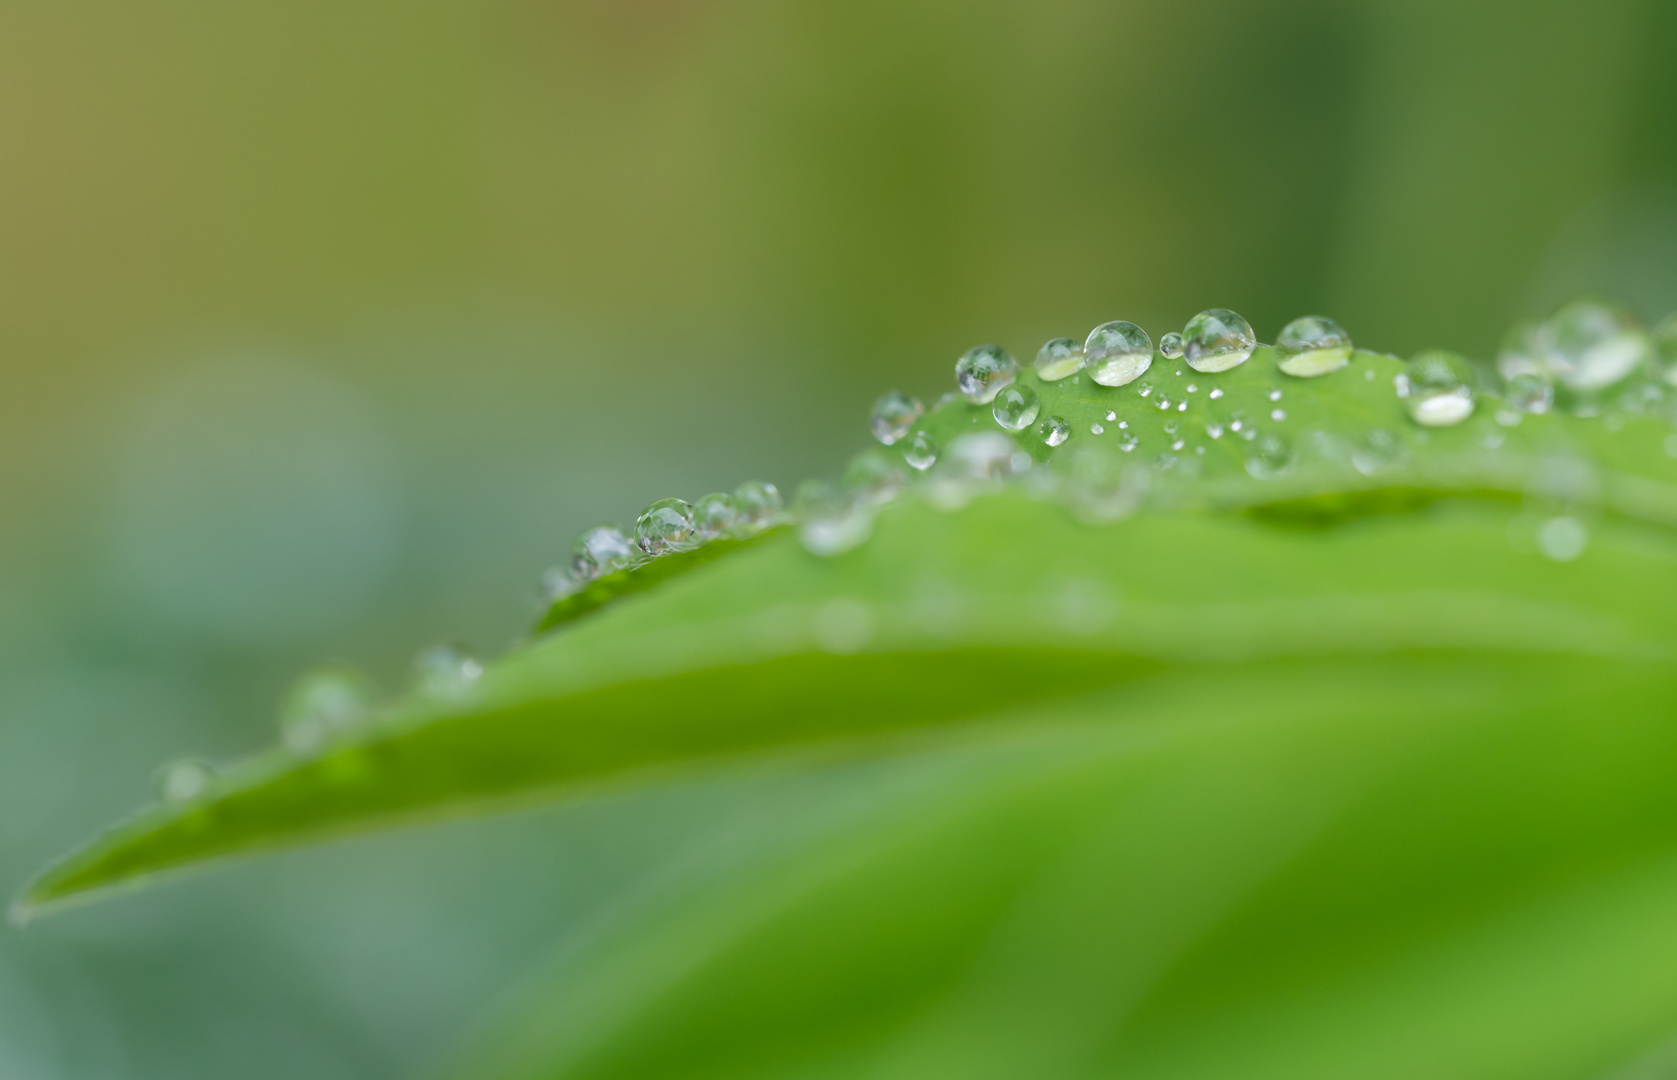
[2,0,1675,1074]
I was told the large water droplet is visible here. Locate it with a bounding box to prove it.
[733,481,784,533]
[955,344,1019,403]
[156,758,217,804]
[992,384,1041,431]
[1276,315,1353,377]
[1504,372,1553,415]
[635,497,698,555]
[1037,415,1071,447]
[869,391,924,446]
[1244,434,1296,480]
[1496,321,1543,382]
[1160,332,1185,360]
[571,523,636,580]
[1183,309,1256,373]
[415,643,484,699]
[1034,338,1086,381]
[1535,298,1652,391]
[796,481,873,556]
[902,431,938,471]
[1084,321,1153,387]
[1399,350,1476,426]
[280,666,373,754]
[692,492,740,540]
[1536,516,1588,562]
[844,449,908,506]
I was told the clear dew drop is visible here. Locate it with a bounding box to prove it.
[279,666,373,754]
[1034,337,1087,381]
[795,480,873,557]
[923,432,1029,511]
[1176,401,1187,412]
[1185,383,1198,393]
[843,448,908,506]
[1399,350,1477,427]
[1351,428,1405,476]
[1536,516,1588,562]
[1497,320,1544,382]
[733,480,785,533]
[1155,395,1173,411]
[991,383,1041,431]
[1504,372,1553,415]
[1170,438,1185,451]
[902,431,938,471]
[1085,321,1154,387]
[1244,434,1297,480]
[1090,422,1105,435]
[635,497,699,555]
[692,492,740,540]
[1183,308,1257,373]
[1209,387,1224,399]
[1206,421,1225,439]
[1534,298,1652,391]
[1136,382,1154,398]
[1160,332,1185,360]
[1104,410,1117,422]
[1118,420,1128,429]
[955,344,1020,403]
[1037,415,1071,447]
[869,390,924,446]
[1268,389,1283,401]
[415,643,484,699]
[1115,432,1138,452]
[1271,408,1287,421]
[155,758,217,804]
[1276,315,1353,377]
[571,522,637,580]
[540,564,581,603]
[1162,420,1179,435]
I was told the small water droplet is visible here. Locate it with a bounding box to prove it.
[733,480,785,532]
[796,481,873,556]
[844,449,908,506]
[635,497,699,555]
[415,643,484,699]
[1085,321,1154,387]
[1209,387,1224,399]
[1116,433,1138,452]
[541,565,582,603]
[692,492,740,540]
[1104,410,1117,422]
[1091,422,1105,435]
[1351,429,1405,476]
[1155,395,1173,411]
[1170,438,1185,451]
[1399,350,1476,427]
[1183,309,1257,372]
[869,391,924,445]
[1117,420,1128,429]
[924,432,1028,510]
[1034,337,1087,381]
[1504,372,1553,415]
[991,383,1041,431]
[1176,401,1187,412]
[1037,415,1071,447]
[955,344,1019,403]
[1364,369,1375,381]
[1244,434,1296,480]
[1276,315,1353,377]
[1136,382,1154,397]
[571,523,637,580]
[1194,445,1205,455]
[902,431,938,471]
[1536,516,1588,562]
[1270,408,1287,421]
[1163,420,1179,435]
[1185,383,1198,393]
[1160,332,1185,360]
[1535,299,1651,391]
[156,758,216,804]
[280,667,373,754]
[1206,422,1224,439]
[1061,446,1148,521]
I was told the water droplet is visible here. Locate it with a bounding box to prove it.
[1206,422,1224,439]
[1536,516,1588,562]
[415,643,484,699]
[1276,315,1353,377]
[1209,387,1224,399]
[1038,415,1071,446]
[812,598,874,654]
[1351,429,1405,475]
[1504,372,1553,415]
[1270,408,1287,421]
[1155,395,1173,410]
[902,431,938,471]
[1085,321,1154,387]
[1136,382,1154,398]
[991,383,1041,431]
[1034,337,1086,381]
[923,432,1027,510]
[1364,369,1375,381]
[1170,438,1185,451]
[869,391,924,445]
[844,449,908,506]
[1244,434,1296,480]
[541,565,582,603]
[635,497,698,555]
[796,481,873,556]
[1090,422,1105,435]
[1194,445,1205,455]
[1163,420,1180,435]
[1183,308,1257,372]
[571,523,636,580]
[1117,420,1128,429]
[733,480,785,532]
[1185,383,1198,393]
[156,758,216,804]
[1104,410,1117,422]
[1496,320,1544,381]
[1176,401,1187,412]
[1160,332,1185,360]
[1061,446,1148,521]
[955,344,1019,403]
[692,492,740,540]
[280,666,373,754]
[1535,299,1652,391]
[1230,416,1244,432]
[1399,350,1476,427]
[1115,433,1138,452]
